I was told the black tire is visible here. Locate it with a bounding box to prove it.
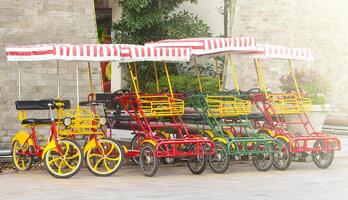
[187,144,207,175]
[130,134,145,165]
[12,140,34,171]
[252,143,273,171]
[139,143,159,177]
[272,139,291,170]
[311,140,334,169]
[85,138,124,176]
[43,139,83,179]
[209,142,230,174]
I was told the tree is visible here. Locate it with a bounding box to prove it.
[112,0,211,44]
[111,0,212,93]
[224,0,237,37]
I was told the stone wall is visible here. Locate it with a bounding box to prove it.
[0,0,100,149]
[228,0,348,112]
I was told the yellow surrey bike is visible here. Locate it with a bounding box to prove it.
[6,44,125,177]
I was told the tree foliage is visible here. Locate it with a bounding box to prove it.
[112,0,211,44]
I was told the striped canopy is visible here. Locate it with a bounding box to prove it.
[5,44,122,62]
[258,44,314,61]
[145,37,259,56]
[5,44,56,61]
[120,44,191,62]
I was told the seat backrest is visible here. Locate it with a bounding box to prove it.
[15,100,71,110]
[96,93,113,102]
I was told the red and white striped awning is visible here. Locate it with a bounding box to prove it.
[54,44,121,61]
[258,44,314,61]
[145,37,259,56]
[6,44,122,62]
[5,44,56,61]
[120,44,191,62]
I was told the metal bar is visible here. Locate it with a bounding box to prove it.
[254,58,262,90]
[255,59,268,98]
[193,58,203,92]
[133,62,140,92]
[17,62,21,100]
[228,53,240,95]
[76,64,80,104]
[214,57,222,91]
[56,61,60,98]
[288,59,301,97]
[153,62,160,93]
[127,63,140,98]
[88,62,95,99]
[163,62,174,98]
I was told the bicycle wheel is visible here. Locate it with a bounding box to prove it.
[272,139,291,170]
[139,143,159,177]
[12,140,33,171]
[43,139,83,179]
[130,134,145,165]
[209,142,230,173]
[252,142,273,171]
[187,144,207,175]
[86,138,124,176]
[312,140,334,169]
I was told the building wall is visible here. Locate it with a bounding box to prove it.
[228,0,348,112]
[177,0,224,36]
[0,0,100,149]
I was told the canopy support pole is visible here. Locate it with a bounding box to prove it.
[254,58,262,90]
[99,65,104,92]
[88,62,95,99]
[133,63,140,92]
[193,58,203,92]
[128,63,140,99]
[17,62,21,100]
[153,62,160,93]
[255,58,268,98]
[76,64,80,105]
[56,61,60,98]
[214,58,222,91]
[163,62,174,98]
[221,55,228,90]
[288,59,301,97]
[228,53,240,95]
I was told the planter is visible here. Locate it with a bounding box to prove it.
[285,104,330,134]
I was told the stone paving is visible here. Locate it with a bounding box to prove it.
[0,156,347,200]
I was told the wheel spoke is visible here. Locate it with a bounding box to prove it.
[57,159,64,174]
[105,144,115,156]
[65,153,79,160]
[93,157,104,170]
[89,153,103,158]
[63,160,75,170]
[21,159,25,168]
[105,156,120,161]
[48,157,61,166]
[103,159,112,171]
[63,143,70,157]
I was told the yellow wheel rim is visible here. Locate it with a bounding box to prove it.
[12,140,32,171]
[86,139,123,175]
[44,140,82,178]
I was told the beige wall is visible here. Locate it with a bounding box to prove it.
[0,0,99,149]
[177,0,224,36]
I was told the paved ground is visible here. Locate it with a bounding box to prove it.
[0,156,347,200]
[1,135,347,200]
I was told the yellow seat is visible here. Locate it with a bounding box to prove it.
[139,95,184,117]
[269,93,312,115]
[206,95,251,117]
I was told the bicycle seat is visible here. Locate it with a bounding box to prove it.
[21,118,52,125]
